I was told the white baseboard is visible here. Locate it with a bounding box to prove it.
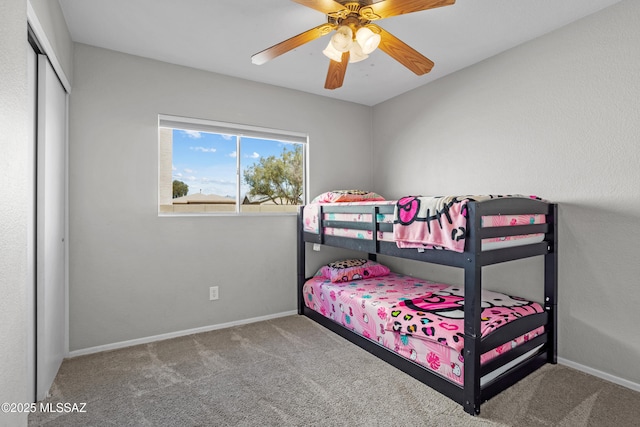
[68,310,298,358]
[558,357,640,392]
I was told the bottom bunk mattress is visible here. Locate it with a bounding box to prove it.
[302,271,544,386]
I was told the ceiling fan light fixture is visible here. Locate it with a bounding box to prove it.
[252,0,452,90]
[349,42,368,63]
[322,40,343,62]
[330,25,353,52]
[356,26,381,54]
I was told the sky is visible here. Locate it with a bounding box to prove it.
[171,129,295,199]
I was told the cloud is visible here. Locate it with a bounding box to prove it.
[248,152,260,159]
[201,177,234,185]
[221,134,234,141]
[229,151,237,158]
[191,146,216,153]
[181,130,202,139]
[184,168,195,174]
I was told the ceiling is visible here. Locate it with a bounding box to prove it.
[58,0,621,106]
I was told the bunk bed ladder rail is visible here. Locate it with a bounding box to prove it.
[462,200,559,415]
[462,201,483,415]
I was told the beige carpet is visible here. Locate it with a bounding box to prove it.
[29,315,639,426]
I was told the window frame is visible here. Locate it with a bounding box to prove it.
[158,114,308,216]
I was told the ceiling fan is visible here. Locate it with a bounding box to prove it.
[251,0,456,90]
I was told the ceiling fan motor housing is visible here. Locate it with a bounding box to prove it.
[327,2,374,35]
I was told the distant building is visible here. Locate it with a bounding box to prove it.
[173,193,235,205]
[160,190,236,214]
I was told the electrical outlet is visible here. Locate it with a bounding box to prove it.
[209,286,219,301]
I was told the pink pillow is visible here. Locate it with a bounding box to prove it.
[311,190,385,204]
[321,259,391,283]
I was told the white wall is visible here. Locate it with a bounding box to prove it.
[68,44,372,351]
[372,0,640,385]
[0,0,29,425]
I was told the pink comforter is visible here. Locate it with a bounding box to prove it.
[303,272,544,385]
[386,286,543,353]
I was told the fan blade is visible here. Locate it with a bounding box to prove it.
[372,25,434,75]
[291,0,348,17]
[252,23,334,65]
[360,0,455,20]
[324,51,349,90]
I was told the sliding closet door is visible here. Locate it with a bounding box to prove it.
[36,54,67,401]
[26,43,37,404]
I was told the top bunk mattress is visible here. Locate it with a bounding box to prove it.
[303,195,547,252]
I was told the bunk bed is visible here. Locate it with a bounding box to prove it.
[297,194,558,415]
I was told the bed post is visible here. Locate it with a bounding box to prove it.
[545,203,558,363]
[462,201,482,415]
[297,206,306,315]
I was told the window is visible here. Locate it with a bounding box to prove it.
[159,115,307,215]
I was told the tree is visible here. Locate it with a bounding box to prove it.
[243,145,303,205]
[173,180,189,198]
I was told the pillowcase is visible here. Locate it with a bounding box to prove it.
[320,258,391,283]
[311,190,385,204]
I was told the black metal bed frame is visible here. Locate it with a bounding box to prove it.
[297,198,558,415]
